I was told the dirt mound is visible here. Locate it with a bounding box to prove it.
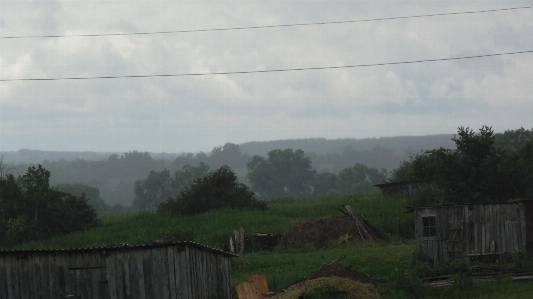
[302,263,374,285]
[271,277,379,299]
[282,216,386,249]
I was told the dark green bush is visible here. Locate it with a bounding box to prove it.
[158,167,267,215]
[511,250,533,269]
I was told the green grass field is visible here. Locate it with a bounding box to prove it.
[14,192,533,298]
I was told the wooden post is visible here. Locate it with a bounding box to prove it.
[234,230,240,254]
[229,237,235,254]
[240,227,245,254]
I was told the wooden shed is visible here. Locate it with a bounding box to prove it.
[0,241,236,299]
[409,200,533,263]
[374,179,433,197]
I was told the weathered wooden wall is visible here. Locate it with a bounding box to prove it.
[0,243,233,299]
[414,202,532,263]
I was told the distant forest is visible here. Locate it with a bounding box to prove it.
[4,130,525,209]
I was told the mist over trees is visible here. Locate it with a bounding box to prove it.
[132,163,210,210]
[1,130,528,211]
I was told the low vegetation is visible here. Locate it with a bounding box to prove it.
[11,191,533,298]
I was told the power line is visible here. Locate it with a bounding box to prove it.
[1,6,531,39]
[1,50,531,82]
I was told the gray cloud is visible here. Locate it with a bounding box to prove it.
[1,1,532,153]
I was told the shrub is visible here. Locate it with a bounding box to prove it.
[158,167,267,215]
[511,250,533,269]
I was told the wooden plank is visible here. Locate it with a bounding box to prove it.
[134,250,145,299]
[125,251,134,299]
[513,221,519,254]
[39,254,50,299]
[158,248,170,299]
[79,254,89,299]
[19,254,29,299]
[89,254,98,299]
[439,209,445,261]
[0,256,7,299]
[142,250,153,299]
[517,213,524,252]
[204,251,210,298]
[30,254,40,299]
[179,248,189,299]
[188,247,195,299]
[67,255,78,298]
[115,252,125,299]
[151,248,162,299]
[490,205,496,253]
[520,204,527,252]
[166,247,177,299]
[210,252,217,298]
[182,247,190,299]
[172,247,182,299]
[214,254,223,295]
[505,222,512,254]
[107,253,117,299]
[11,255,20,299]
[49,255,58,298]
[494,205,502,252]
[195,249,203,299]
[226,257,232,299]
[94,253,104,299]
[5,256,14,299]
[477,210,483,255]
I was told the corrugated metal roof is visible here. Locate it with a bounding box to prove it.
[0,241,237,257]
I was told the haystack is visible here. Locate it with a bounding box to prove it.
[281,205,387,249]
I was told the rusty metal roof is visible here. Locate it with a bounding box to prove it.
[0,241,237,257]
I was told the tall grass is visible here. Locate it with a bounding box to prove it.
[17,191,413,250]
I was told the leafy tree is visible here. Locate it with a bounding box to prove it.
[209,143,250,169]
[247,149,317,198]
[133,169,174,210]
[391,126,533,204]
[336,163,387,194]
[133,163,210,210]
[0,165,100,247]
[493,127,533,152]
[158,167,266,215]
[55,183,108,214]
[313,172,338,196]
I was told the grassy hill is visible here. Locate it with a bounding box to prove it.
[18,191,411,250]
[15,192,533,297]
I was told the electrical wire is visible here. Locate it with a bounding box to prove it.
[1,50,531,82]
[1,6,531,39]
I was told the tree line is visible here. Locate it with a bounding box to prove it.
[391,126,533,205]
[132,148,387,210]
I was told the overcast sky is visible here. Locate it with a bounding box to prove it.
[1,1,532,153]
